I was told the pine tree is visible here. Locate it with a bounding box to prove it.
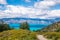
[0,20,11,32]
[20,22,30,30]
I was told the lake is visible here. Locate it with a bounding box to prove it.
[9,23,48,31]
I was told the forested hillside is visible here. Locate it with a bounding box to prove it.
[40,21,60,32]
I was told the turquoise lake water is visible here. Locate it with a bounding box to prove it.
[9,23,48,31]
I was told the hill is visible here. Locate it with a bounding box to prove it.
[0,29,38,40]
[36,21,60,40]
[40,21,60,32]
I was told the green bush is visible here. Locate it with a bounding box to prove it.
[42,32,60,40]
[0,29,38,40]
[20,22,30,30]
[0,24,11,32]
[0,20,11,32]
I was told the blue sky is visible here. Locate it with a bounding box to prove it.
[7,0,39,6]
[0,0,60,19]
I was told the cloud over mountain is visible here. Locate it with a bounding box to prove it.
[0,0,60,19]
[0,0,7,4]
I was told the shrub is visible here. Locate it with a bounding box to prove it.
[20,22,30,30]
[0,29,38,40]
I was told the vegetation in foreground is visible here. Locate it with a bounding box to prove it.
[36,32,60,40]
[0,29,37,40]
[0,21,38,40]
[0,20,60,40]
[44,32,60,40]
[36,21,60,40]
[20,22,30,30]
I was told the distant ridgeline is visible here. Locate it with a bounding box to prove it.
[0,19,4,24]
[39,21,60,32]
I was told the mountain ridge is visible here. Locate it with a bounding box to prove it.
[40,21,60,32]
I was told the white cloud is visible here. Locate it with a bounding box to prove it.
[0,5,48,19]
[33,0,60,19]
[0,0,7,4]
[34,1,56,9]
[0,0,60,19]
[25,0,31,2]
[47,10,60,18]
[44,0,60,4]
[39,10,60,19]
[0,5,60,19]
[0,5,35,18]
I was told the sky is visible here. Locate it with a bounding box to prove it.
[0,0,60,19]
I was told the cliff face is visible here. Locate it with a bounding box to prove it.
[40,21,60,32]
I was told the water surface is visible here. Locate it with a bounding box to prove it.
[9,23,48,31]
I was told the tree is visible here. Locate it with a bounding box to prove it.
[20,22,30,30]
[0,20,11,32]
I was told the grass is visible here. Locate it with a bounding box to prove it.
[0,29,38,40]
[0,29,60,40]
[38,32,60,40]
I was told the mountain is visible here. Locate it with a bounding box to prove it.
[0,17,59,24]
[40,21,60,32]
[0,18,53,24]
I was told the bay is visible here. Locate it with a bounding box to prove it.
[9,23,48,31]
